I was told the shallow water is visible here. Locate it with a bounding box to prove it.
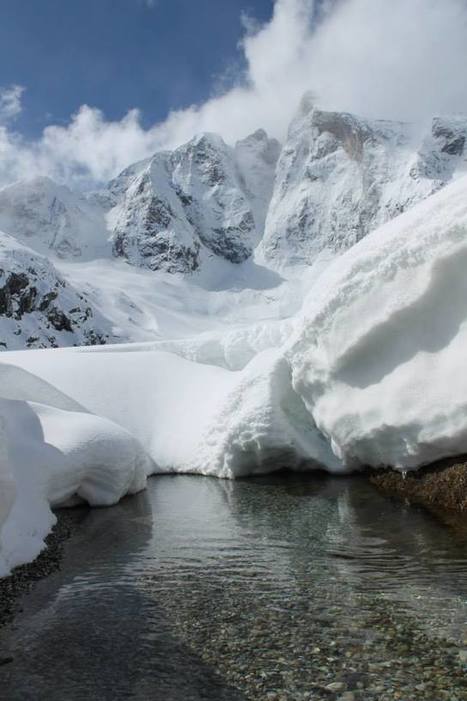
[0,473,466,700]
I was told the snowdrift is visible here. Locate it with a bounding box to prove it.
[0,363,151,576]
[2,174,467,573]
[290,174,467,469]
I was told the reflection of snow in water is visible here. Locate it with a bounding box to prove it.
[1,475,466,700]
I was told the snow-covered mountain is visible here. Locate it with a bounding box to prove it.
[260,95,467,267]
[0,176,110,260]
[2,95,467,573]
[0,99,466,351]
[107,130,280,273]
[0,232,114,350]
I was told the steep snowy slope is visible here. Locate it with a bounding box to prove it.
[0,231,116,350]
[0,177,110,260]
[260,95,467,268]
[234,129,281,236]
[108,131,280,272]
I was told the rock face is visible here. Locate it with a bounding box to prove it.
[0,232,114,350]
[107,131,280,273]
[260,95,467,267]
[0,177,110,260]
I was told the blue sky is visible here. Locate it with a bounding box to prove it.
[0,0,273,136]
[1,0,466,189]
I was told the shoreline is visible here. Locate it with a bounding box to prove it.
[0,507,87,635]
[369,457,467,531]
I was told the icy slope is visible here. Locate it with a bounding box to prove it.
[260,95,467,268]
[289,174,467,469]
[108,131,280,272]
[0,231,117,350]
[0,177,110,260]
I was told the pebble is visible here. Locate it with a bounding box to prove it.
[325,682,346,692]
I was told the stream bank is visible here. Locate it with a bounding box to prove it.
[370,457,467,530]
[0,508,87,634]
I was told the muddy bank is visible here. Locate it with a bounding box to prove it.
[370,457,467,528]
[0,508,87,633]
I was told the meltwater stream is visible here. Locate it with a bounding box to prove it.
[0,474,466,701]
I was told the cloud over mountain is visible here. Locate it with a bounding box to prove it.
[1,0,467,188]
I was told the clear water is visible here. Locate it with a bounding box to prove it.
[0,474,466,700]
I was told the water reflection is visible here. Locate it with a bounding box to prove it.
[0,474,466,701]
[0,490,245,700]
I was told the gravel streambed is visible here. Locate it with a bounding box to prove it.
[0,508,86,635]
[143,569,467,701]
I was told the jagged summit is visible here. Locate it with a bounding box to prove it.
[0,99,466,349]
[259,102,467,268]
[107,129,280,273]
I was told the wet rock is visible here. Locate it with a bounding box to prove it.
[370,457,467,519]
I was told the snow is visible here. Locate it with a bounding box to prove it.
[0,365,151,575]
[3,173,467,574]
[2,105,467,576]
[289,173,467,469]
[259,98,467,269]
[0,176,110,260]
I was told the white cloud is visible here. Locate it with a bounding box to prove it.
[0,85,25,125]
[1,0,467,188]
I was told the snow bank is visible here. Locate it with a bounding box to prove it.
[0,366,151,575]
[0,415,15,575]
[4,347,340,479]
[290,174,467,469]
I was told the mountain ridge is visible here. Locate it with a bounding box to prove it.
[0,97,466,350]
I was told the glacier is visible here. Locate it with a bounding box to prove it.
[2,172,467,574]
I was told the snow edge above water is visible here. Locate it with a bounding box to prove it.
[2,175,467,574]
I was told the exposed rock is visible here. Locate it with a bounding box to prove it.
[370,457,467,519]
[260,94,467,268]
[0,231,115,351]
[108,131,279,273]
